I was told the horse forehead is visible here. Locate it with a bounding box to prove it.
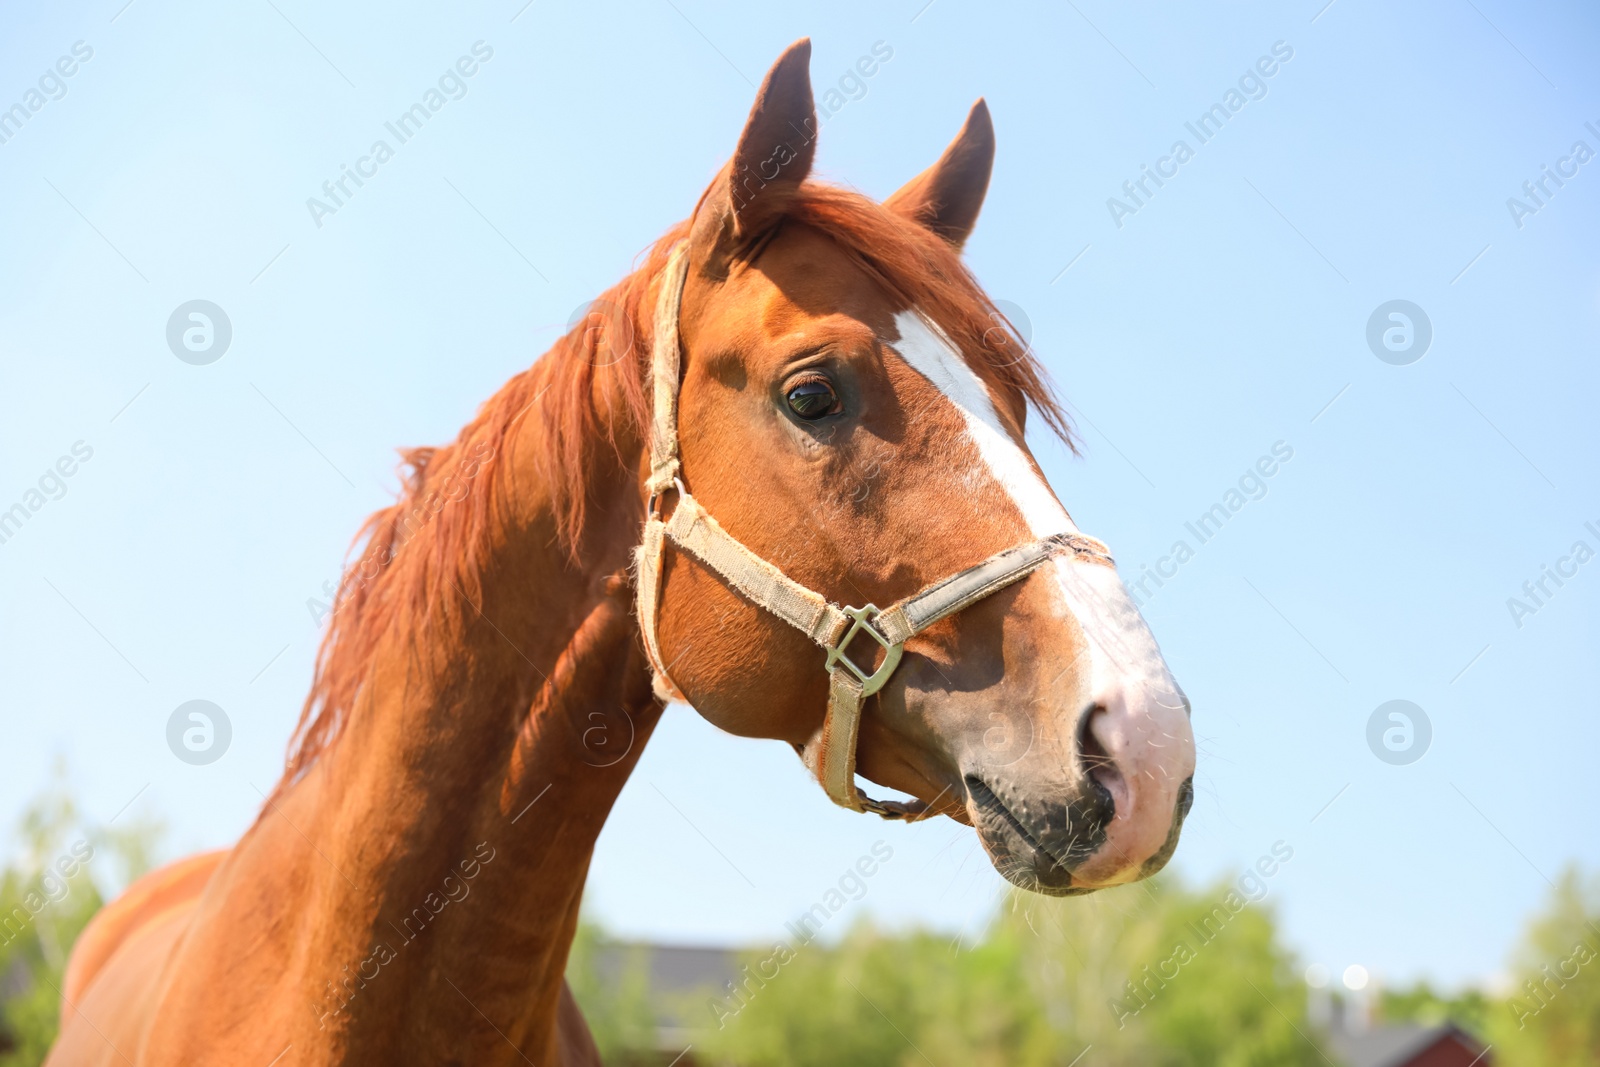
[740,230,901,335]
[886,308,1072,536]
[883,311,1012,439]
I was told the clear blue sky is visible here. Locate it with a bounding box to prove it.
[2,0,1596,995]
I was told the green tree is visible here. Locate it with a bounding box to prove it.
[1487,864,1600,1066]
[1376,980,1490,1036]
[695,919,1047,1067]
[694,874,1329,1067]
[0,771,162,1066]
[565,920,663,1064]
[1009,875,1328,1067]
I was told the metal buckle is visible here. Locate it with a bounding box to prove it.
[647,476,686,520]
[825,604,904,697]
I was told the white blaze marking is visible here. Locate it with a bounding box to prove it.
[887,311,1077,538]
[887,309,1183,701]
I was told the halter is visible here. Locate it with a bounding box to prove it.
[633,243,1115,820]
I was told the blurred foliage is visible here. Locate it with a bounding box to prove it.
[0,769,161,1066]
[571,865,1600,1067]
[572,873,1331,1067]
[1376,980,1491,1036]
[566,920,662,1065]
[4,770,1596,1067]
[1481,864,1600,1066]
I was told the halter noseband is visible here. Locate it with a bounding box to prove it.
[633,243,1115,820]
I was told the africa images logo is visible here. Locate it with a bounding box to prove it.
[1366,700,1431,766]
[166,700,231,765]
[166,300,232,365]
[1365,300,1431,366]
[1106,40,1294,229]
[305,42,494,228]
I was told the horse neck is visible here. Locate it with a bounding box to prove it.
[282,364,662,1063]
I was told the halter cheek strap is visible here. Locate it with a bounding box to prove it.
[633,242,1115,820]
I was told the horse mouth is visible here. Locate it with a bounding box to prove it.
[963,775,1103,897]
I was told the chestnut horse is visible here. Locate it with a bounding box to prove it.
[48,39,1194,1066]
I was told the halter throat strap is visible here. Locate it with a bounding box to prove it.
[633,242,1114,820]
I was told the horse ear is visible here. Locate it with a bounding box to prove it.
[884,99,995,249]
[690,38,817,275]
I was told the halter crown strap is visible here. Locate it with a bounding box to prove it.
[632,241,1114,820]
[645,245,692,496]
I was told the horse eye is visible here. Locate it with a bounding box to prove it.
[785,378,840,421]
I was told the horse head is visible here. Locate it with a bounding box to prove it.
[642,40,1195,895]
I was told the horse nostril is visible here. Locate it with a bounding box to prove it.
[1076,703,1119,814]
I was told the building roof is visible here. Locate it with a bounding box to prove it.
[594,942,742,998]
[1328,1022,1487,1067]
